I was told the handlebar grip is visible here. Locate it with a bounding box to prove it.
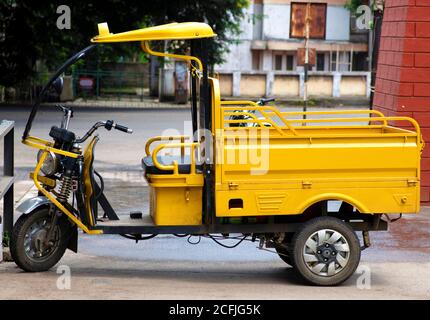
[261,98,275,103]
[258,98,276,106]
[114,123,133,134]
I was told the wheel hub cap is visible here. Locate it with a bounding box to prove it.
[23,218,59,261]
[303,229,350,277]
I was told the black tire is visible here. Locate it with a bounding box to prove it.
[10,208,71,272]
[275,232,294,266]
[290,216,361,286]
[275,246,293,266]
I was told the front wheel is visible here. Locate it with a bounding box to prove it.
[290,216,361,286]
[10,208,71,272]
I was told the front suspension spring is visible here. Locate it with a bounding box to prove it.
[57,175,73,203]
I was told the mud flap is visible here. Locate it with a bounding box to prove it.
[67,225,78,253]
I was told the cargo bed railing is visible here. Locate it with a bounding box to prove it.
[221,101,422,142]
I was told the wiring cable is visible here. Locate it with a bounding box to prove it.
[187,235,201,244]
[120,234,157,242]
[206,234,248,248]
[120,231,253,249]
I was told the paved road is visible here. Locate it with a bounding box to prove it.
[1,106,430,299]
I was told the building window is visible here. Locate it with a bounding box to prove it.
[252,51,261,70]
[274,55,283,70]
[330,52,337,71]
[330,51,354,72]
[273,54,295,71]
[290,2,327,39]
[338,52,351,72]
[316,53,325,71]
[352,52,368,71]
[286,55,294,71]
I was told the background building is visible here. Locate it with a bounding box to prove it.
[216,0,371,99]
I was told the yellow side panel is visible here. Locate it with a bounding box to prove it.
[82,136,99,226]
[215,131,421,217]
[209,77,422,218]
[147,174,203,226]
[220,136,419,182]
[150,186,202,225]
[216,185,419,217]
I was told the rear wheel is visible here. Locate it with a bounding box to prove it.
[275,246,292,266]
[10,208,71,272]
[290,216,361,286]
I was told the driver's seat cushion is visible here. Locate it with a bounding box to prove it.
[142,155,202,175]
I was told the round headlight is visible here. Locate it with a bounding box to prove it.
[37,150,59,176]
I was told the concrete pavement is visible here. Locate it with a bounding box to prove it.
[1,253,430,299]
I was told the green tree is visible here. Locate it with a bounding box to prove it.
[345,0,366,15]
[345,0,385,15]
[0,0,250,87]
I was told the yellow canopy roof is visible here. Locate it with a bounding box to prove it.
[91,22,216,43]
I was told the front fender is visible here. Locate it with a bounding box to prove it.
[16,196,51,214]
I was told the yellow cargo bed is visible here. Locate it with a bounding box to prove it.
[209,78,424,218]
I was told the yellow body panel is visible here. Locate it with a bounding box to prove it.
[148,174,203,226]
[146,78,422,223]
[91,22,216,43]
[144,137,203,226]
[82,136,99,227]
[208,78,423,218]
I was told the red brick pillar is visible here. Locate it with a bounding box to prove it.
[373,0,430,204]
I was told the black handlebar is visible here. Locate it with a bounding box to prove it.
[114,123,132,133]
[104,120,133,134]
[75,120,132,143]
[257,98,276,106]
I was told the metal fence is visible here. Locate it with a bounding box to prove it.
[72,69,150,101]
[1,67,151,103]
[1,73,51,103]
[0,120,14,251]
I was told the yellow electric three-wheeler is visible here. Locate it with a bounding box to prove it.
[11,22,424,286]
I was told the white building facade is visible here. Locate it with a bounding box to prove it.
[216,0,371,99]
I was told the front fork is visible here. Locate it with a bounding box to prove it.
[43,169,74,246]
[33,152,101,235]
[43,204,61,247]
